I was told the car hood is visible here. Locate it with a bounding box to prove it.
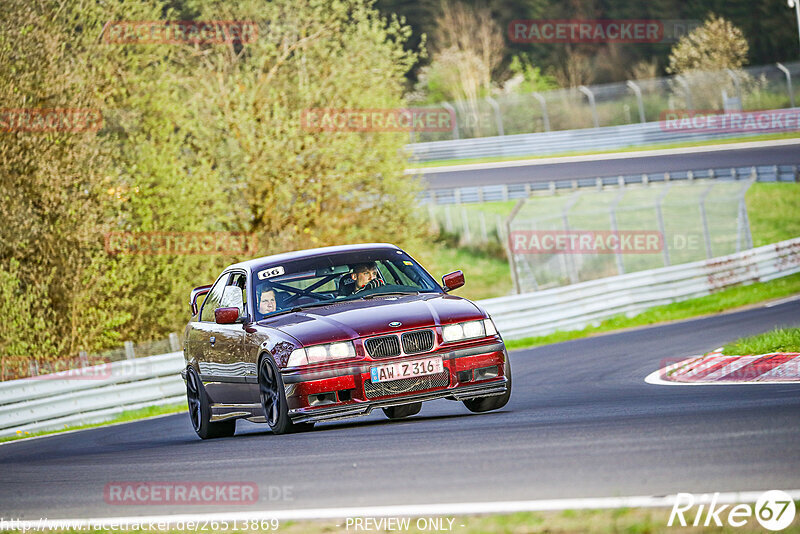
[255,293,483,346]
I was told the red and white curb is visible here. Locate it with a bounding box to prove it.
[646,348,800,386]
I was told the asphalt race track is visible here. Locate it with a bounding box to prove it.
[418,142,800,190]
[1,299,799,520]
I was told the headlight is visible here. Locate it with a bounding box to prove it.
[442,320,489,343]
[442,323,464,342]
[287,341,356,367]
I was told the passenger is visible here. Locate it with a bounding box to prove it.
[258,287,278,314]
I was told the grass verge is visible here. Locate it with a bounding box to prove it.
[723,327,800,355]
[0,403,186,444]
[416,242,512,301]
[408,131,800,169]
[3,505,798,533]
[504,272,800,351]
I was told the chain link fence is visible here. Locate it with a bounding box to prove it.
[411,61,800,142]
[506,180,754,292]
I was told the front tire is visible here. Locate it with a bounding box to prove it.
[382,402,422,419]
[186,367,236,439]
[462,356,512,413]
[259,355,313,435]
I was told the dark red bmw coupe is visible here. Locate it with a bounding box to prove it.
[182,243,511,438]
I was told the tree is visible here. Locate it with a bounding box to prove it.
[667,14,749,75]
[176,0,426,254]
[0,0,427,361]
[666,15,749,110]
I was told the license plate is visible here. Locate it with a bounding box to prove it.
[370,356,444,383]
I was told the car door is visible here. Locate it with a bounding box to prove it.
[200,271,253,405]
[187,272,227,374]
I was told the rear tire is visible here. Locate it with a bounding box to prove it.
[462,356,512,413]
[382,402,422,419]
[186,367,236,439]
[259,355,314,435]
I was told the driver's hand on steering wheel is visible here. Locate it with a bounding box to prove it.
[356,278,385,292]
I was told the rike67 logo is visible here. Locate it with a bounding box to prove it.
[669,490,796,531]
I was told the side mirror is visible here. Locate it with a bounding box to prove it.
[214,307,241,325]
[442,270,465,292]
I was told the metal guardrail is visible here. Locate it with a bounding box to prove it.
[419,164,800,205]
[407,109,800,162]
[482,237,800,340]
[0,352,185,437]
[1,237,798,436]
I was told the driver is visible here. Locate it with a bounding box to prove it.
[351,262,385,293]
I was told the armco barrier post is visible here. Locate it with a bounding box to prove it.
[506,199,525,294]
[124,341,135,360]
[531,92,550,132]
[699,184,714,259]
[725,68,743,109]
[626,80,646,123]
[675,75,693,110]
[461,207,471,244]
[609,189,627,275]
[442,102,458,140]
[485,96,504,136]
[579,85,599,128]
[427,204,438,233]
[444,205,454,233]
[776,63,795,108]
[741,178,755,250]
[655,184,672,266]
[562,192,582,284]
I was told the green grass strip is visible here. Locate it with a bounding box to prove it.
[723,327,800,355]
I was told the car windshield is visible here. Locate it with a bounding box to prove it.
[251,249,441,321]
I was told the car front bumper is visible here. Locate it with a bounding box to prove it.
[283,341,509,424]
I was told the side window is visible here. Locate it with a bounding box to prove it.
[199,274,229,322]
[220,273,247,316]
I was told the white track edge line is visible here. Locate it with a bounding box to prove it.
[5,490,800,527]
